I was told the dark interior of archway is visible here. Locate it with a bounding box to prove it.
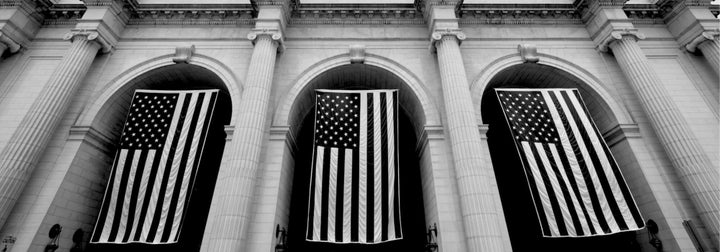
[87,64,232,252]
[481,64,640,252]
[287,96,427,252]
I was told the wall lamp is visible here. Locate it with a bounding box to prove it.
[425,223,438,252]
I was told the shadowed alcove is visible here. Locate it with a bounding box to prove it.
[79,64,232,252]
[283,64,429,251]
[480,63,641,252]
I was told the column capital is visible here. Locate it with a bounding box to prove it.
[0,31,21,54]
[63,28,113,53]
[597,28,646,52]
[247,28,285,52]
[685,29,720,53]
[429,28,465,52]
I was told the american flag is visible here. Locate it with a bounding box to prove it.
[91,89,218,244]
[495,88,644,237]
[306,89,402,244]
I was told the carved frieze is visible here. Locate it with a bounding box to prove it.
[291,8,424,25]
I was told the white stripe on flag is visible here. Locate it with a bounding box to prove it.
[542,91,603,234]
[169,91,213,240]
[534,143,576,236]
[141,93,186,242]
[552,90,620,232]
[358,93,367,243]
[565,91,638,230]
[549,144,591,235]
[154,92,198,243]
[312,146,325,241]
[328,147,339,242]
[343,149,353,242]
[128,150,156,241]
[386,91,396,239]
[372,92,382,243]
[117,150,143,240]
[521,141,560,236]
[99,149,129,242]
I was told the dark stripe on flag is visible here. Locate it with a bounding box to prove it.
[554,142,597,235]
[335,149,346,242]
[134,148,163,241]
[92,152,122,243]
[306,148,318,240]
[392,91,401,239]
[351,146,359,242]
[109,150,136,242]
[529,143,568,236]
[365,92,374,243]
[380,92,389,241]
[320,146,331,240]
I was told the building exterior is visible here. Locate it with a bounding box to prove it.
[0,0,718,251]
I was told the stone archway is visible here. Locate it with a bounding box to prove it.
[280,63,433,251]
[478,63,643,252]
[32,63,233,252]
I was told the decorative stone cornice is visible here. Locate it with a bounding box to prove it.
[0,31,21,53]
[63,29,113,53]
[602,124,640,147]
[429,28,465,52]
[685,29,720,53]
[128,6,254,25]
[291,7,423,25]
[459,4,582,25]
[68,125,115,153]
[597,28,645,52]
[172,44,195,64]
[247,28,284,52]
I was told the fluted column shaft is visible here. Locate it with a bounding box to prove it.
[203,33,279,251]
[0,32,101,228]
[609,35,720,243]
[697,37,719,75]
[434,34,504,251]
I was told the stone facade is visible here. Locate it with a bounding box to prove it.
[0,0,717,251]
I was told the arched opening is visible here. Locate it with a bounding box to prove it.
[284,64,428,251]
[79,64,232,252]
[480,63,641,251]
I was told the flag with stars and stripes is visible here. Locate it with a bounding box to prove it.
[495,88,644,238]
[90,89,218,244]
[306,89,402,244]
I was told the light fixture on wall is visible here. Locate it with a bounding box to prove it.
[44,224,62,252]
[275,224,288,252]
[2,235,16,252]
[70,229,84,252]
[425,223,438,252]
[646,219,662,250]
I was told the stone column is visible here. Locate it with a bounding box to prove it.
[601,29,720,243]
[0,29,106,228]
[201,30,281,252]
[686,31,720,75]
[432,30,504,252]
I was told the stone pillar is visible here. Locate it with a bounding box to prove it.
[0,29,106,228]
[686,31,720,75]
[431,30,505,252]
[600,29,720,244]
[201,30,281,252]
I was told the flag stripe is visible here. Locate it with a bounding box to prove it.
[127,150,155,241]
[313,146,324,240]
[385,91,395,239]
[495,88,644,238]
[99,149,129,242]
[343,148,353,242]
[358,93,368,243]
[392,91,401,238]
[328,147,339,242]
[116,150,143,240]
[372,92,383,243]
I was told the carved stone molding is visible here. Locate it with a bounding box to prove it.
[685,30,720,53]
[349,44,365,64]
[478,124,489,139]
[518,44,539,63]
[129,9,254,25]
[172,44,195,64]
[0,32,22,54]
[459,5,582,25]
[247,28,285,52]
[68,125,115,153]
[429,28,466,52]
[63,29,113,53]
[602,124,640,147]
[290,8,423,25]
[597,28,646,52]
